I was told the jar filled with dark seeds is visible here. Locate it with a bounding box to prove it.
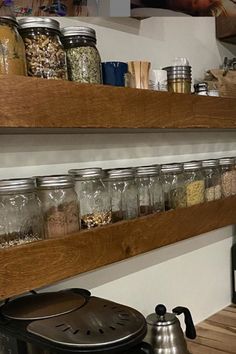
[0,178,44,248]
[18,17,67,79]
[136,165,164,216]
[36,175,80,239]
[161,163,186,210]
[219,157,235,198]
[108,168,138,222]
[69,168,111,229]
[61,26,102,84]
[202,159,221,201]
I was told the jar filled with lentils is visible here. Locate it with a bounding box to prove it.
[36,175,80,239]
[202,159,221,202]
[61,26,102,84]
[161,163,186,210]
[18,18,67,79]
[219,157,235,198]
[69,168,111,229]
[136,165,164,216]
[183,161,205,207]
[108,168,139,222]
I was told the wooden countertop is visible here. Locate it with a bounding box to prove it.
[187,305,236,353]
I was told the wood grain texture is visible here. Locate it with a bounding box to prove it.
[216,17,236,44]
[188,305,236,354]
[1,197,236,300]
[0,76,236,130]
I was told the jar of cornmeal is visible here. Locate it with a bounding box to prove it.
[183,161,205,207]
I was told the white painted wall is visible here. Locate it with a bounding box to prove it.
[2,17,236,326]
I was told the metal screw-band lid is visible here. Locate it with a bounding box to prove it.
[36,175,74,188]
[61,26,96,40]
[18,17,60,31]
[0,178,35,192]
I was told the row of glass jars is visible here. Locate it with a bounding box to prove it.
[0,16,102,83]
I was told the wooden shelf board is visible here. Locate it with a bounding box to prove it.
[1,197,236,300]
[216,18,236,44]
[187,305,236,353]
[0,76,236,131]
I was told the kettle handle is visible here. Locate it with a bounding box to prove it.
[172,306,197,340]
[139,342,154,354]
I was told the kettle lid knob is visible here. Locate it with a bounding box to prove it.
[155,304,167,317]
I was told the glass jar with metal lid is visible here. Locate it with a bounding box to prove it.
[108,168,138,222]
[136,165,164,216]
[0,16,27,75]
[161,163,186,210]
[69,168,111,229]
[202,159,221,202]
[0,178,44,248]
[183,161,205,207]
[61,26,102,84]
[18,17,67,79]
[36,175,80,239]
[219,157,235,198]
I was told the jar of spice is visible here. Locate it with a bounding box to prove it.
[108,168,138,222]
[183,161,205,207]
[136,165,164,216]
[36,175,80,239]
[202,159,221,201]
[161,163,186,210]
[18,17,67,79]
[69,168,111,229]
[0,16,27,75]
[219,157,235,198]
[0,178,44,248]
[61,26,102,84]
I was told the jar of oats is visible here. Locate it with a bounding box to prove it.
[18,18,67,79]
[61,26,102,84]
[184,161,205,207]
[219,157,235,198]
[202,159,221,202]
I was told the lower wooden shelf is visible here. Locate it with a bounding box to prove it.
[1,197,236,300]
[187,305,236,354]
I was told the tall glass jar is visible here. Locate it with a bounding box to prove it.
[136,165,164,216]
[69,168,111,229]
[36,175,80,239]
[202,159,221,201]
[108,168,138,222]
[61,26,102,84]
[161,163,186,210]
[0,17,27,75]
[219,157,235,198]
[18,18,67,79]
[0,178,44,248]
[183,161,205,207]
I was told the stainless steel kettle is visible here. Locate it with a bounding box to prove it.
[145,304,196,354]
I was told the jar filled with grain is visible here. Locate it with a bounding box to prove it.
[18,18,67,79]
[136,165,164,216]
[0,178,44,248]
[108,168,138,222]
[183,161,205,207]
[69,168,111,229]
[36,175,80,238]
[219,157,235,198]
[161,163,186,210]
[0,16,27,75]
[202,159,221,202]
[61,26,102,84]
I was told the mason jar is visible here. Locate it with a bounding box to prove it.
[36,175,80,239]
[136,165,164,216]
[219,157,235,198]
[0,178,44,248]
[18,17,67,79]
[61,26,102,84]
[202,159,221,202]
[0,16,27,75]
[183,161,205,207]
[161,163,186,210]
[108,168,138,222]
[69,168,111,229]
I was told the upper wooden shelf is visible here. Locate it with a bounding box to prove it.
[216,17,236,44]
[1,75,236,132]
[1,197,236,301]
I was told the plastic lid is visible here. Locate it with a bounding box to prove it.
[161,163,183,173]
[149,69,167,83]
[69,168,103,179]
[36,175,74,188]
[0,178,35,192]
[61,26,96,40]
[146,304,177,327]
[18,17,60,31]
[183,161,202,171]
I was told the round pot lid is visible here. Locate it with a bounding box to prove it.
[2,289,88,320]
[27,297,147,349]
